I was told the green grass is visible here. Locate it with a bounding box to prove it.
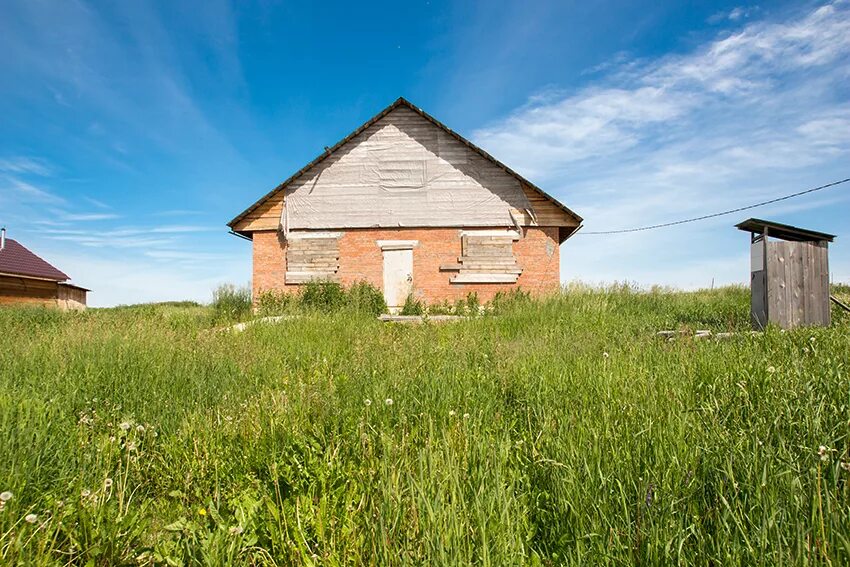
[1,285,849,565]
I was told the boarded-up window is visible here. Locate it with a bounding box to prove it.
[451,231,522,284]
[285,233,341,284]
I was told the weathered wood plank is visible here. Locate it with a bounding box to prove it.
[451,273,519,284]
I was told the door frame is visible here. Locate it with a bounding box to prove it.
[377,240,418,311]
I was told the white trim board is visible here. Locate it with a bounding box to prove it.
[287,232,342,240]
[451,273,519,284]
[460,230,520,240]
[377,240,419,250]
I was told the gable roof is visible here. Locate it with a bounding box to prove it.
[0,238,70,281]
[228,97,582,233]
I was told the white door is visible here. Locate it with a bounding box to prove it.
[382,248,413,311]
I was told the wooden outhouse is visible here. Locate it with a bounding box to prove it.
[736,218,834,329]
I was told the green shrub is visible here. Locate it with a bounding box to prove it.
[465,291,480,313]
[255,290,296,316]
[400,293,424,315]
[490,288,532,314]
[300,280,346,312]
[345,281,387,315]
[211,284,252,322]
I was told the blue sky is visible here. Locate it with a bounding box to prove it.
[1,0,848,306]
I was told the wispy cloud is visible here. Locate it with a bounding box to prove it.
[1,176,66,205]
[474,1,850,287]
[57,212,121,222]
[0,156,52,176]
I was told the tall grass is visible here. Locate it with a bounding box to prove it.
[1,286,849,565]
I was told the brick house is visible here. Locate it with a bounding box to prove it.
[0,228,88,310]
[228,98,582,309]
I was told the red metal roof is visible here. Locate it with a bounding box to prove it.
[0,238,70,281]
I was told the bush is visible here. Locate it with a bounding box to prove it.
[490,288,532,314]
[400,293,424,315]
[346,281,387,316]
[255,290,297,316]
[300,280,347,312]
[211,284,252,322]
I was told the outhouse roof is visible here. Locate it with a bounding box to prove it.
[735,218,835,242]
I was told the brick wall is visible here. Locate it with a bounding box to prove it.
[251,227,561,303]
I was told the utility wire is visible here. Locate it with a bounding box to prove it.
[576,177,850,235]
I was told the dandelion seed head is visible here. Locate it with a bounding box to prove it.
[385,398,393,406]
[603,352,609,358]
[767,366,776,374]
[463,413,470,419]
[364,398,372,407]
[24,513,37,524]
[841,461,850,472]
[119,422,131,431]
[103,478,113,489]
[0,492,12,502]
[229,525,243,535]
[81,489,91,498]
[136,424,145,433]
[818,445,829,461]
[449,410,456,417]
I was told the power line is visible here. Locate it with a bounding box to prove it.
[576,177,850,235]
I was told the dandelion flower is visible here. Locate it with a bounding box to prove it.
[767,366,776,374]
[24,513,37,524]
[198,507,207,517]
[103,478,113,489]
[818,446,829,461]
[119,422,131,431]
[385,398,393,406]
[0,492,12,502]
[364,399,372,407]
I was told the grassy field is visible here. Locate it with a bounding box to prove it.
[1,285,849,565]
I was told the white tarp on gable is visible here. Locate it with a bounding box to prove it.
[282,107,531,229]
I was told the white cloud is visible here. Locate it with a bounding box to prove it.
[474,2,850,287]
[1,176,66,205]
[0,156,52,176]
[58,212,121,222]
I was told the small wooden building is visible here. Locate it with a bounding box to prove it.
[0,229,88,310]
[736,218,834,329]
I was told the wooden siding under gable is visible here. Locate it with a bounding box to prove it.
[230,102,580,236]
[232,196,283,233]
[282,107,533,229]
